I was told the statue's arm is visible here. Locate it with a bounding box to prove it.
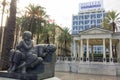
[16,41,23,50]
[22,40,33,50]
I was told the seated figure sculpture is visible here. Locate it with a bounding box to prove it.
[8,31,56,75]
[8,31,40,73]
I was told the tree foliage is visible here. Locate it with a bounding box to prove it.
[102,10,120,32]
[20,4,48,38]
[58,27,72,56]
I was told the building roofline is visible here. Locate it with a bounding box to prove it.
[79,27,113,34]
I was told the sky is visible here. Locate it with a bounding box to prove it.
[1,0,120,30]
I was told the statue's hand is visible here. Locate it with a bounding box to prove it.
[42,52,47,57]
[38,57,43,61]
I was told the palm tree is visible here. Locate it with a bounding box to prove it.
[20,4,49,41]
[49,23,56,44]
[0,0,17,70]
[39,25,50,44]
[26,4,48,37]
[58,27,72,56]
[0,0,6,43]
[13,17,21,48]
[37,21,57,44]
[102,10,120,61]
[102,10,120,32]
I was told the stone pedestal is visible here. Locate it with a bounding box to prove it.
[0,71,55,80]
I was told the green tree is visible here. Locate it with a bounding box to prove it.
[39,24,50,44]
[102,10,120,61]
[20,4,48,39]
[13,17,21,47]
[102,10,120,32]
[58,27,72,56]
[0,0,17,70]
[50,23,56,44]
[38,22,53,44]
[0,0,7,42]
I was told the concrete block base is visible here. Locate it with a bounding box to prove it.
[55,61,120,76]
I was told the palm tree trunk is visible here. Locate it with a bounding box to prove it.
[52,28,55,44]
[115,45,117,62]
[28,17,34,38]
[112,22,116,32]
[13,25,19,48]
[36,33,40,44]
[0,0,6,45]
[64,40,67,56]
[0,0,17,70]
[91,45,94,61]
[60,44,62,56]
[45,34,50,44]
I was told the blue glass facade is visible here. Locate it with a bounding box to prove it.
[72,10,106,35]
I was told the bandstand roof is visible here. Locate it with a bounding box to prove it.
[79,27,113,35]
[73,27,120,45]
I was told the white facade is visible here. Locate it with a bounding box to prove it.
[72,27,120,63]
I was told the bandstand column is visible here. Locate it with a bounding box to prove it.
[103,38,106,62]
[109,38,113,63]
[80,39,83,61]
[73,39,76,57]
[86,39,89,62]
[77,44,80,57]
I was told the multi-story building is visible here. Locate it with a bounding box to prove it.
[72,0,107,35]
[71,0,107,54]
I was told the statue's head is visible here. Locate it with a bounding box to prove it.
[46,44,56,54]
[23,31,32,40]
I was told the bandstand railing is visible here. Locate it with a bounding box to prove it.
[56,56,118,62]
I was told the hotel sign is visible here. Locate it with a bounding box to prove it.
[79,0,103,11]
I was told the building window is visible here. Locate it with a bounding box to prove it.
[79,21,83,25]
[85,15,89,19]
[73,21,78,25]
[104,13,107,17]
[85,25,89,29]
[73,21,75,25]
[79,15,83,20]
[76,26,78,30]
[85,20,89,24]
[72,26,79,30]
[73,26,76,30]
[91,20,96,24]
[82,26,86,30]
[97,19,102,23]
[97,13,102,18]
[79,26,83,31]
[91,14,96,19]
[73,16,78,20]
[76,21,78,25]
[93,45,103,54]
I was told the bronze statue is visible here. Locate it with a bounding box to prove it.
[8,31,43,73]
[0,31,56,79]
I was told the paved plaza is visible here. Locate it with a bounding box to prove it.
[55,72,120,80]
[0,72,120,80]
